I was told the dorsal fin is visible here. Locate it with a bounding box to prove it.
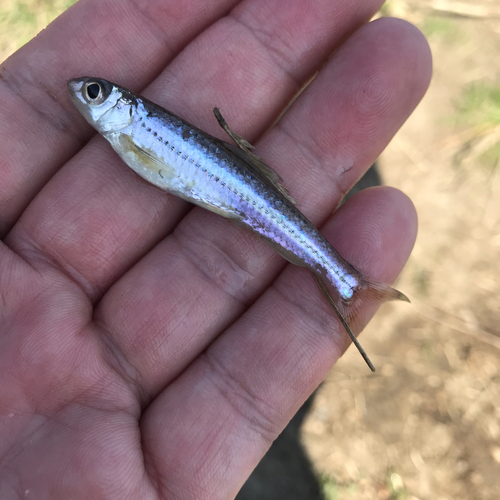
[213,108,297,205]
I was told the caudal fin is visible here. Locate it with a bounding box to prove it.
[360,277,410,303]
[312,273,409,372]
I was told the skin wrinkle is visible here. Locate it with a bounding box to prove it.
[199,351,281,443]
[163,473,212,500]
[173,229,241,296]
[9,159,166,304]
[1,415,49,467]
[75,0,176,81]
[0,274,8,312]
[228,13,304,92]
[93,321,146,408]
[272,118,345,206]
[0,94,85,230]
[140,445,163,500]
[10,269,88,353]
[172,220,261,304]
[40,379,136,424]
[271,274,345,348]
[0,71,75,135]
[10,225,100,302]
[0,244,34,291]
[123,0,177,50]
[29,412,140,497]
[158,27,289,135]
[233,0,383,81]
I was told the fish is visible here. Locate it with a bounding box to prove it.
[68,77,409,371]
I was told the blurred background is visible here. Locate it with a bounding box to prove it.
[1,1,498,499]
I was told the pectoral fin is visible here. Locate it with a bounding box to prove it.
[118,134,175,177]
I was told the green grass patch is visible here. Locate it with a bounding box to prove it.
[411,265,431,298]
[478,141,500,170]
[321,474,340,500]
[387,471,408,500]
[319,474,360,500]
[378,0,396,17]
[420,337,438,362]
[455,82,500,169]
[421,15,461,42]
[457,82,500,127]
[0,0,77,61]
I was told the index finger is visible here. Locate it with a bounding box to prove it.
[0,0,238,236]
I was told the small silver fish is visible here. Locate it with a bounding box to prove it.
[68,77,409,371]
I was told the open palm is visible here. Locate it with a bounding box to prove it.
[0,1,431,498]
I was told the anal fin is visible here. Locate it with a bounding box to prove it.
[312,272,376,372]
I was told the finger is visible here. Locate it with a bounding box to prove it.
[96,18,431,398]
[143,0,384,131]
[8,0,384,298]
[0,0,240,235]
[142,187,417,499]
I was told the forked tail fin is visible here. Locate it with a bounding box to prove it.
[360,277,410,304]
[312,273,409,372]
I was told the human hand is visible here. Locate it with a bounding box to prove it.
[0,0,431,498]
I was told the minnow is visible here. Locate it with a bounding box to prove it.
[68,77,409,371]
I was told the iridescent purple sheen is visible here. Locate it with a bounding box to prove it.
[119,100,360,301]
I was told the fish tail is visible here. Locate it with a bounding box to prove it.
[358,276,410,304]
[312,273,409,372]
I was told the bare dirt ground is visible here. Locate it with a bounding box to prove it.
[1,1,498,499]
[302,2,500,499]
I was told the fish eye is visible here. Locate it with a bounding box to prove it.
[83,80,110,105]
[86,83,101,100]
[84,81,103,102]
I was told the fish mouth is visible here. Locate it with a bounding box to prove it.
[67,78,94,123]
[67,77,93,100]
[67,78,83,94]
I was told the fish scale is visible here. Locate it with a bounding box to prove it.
[115,97,359,300]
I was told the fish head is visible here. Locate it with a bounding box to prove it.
[68,77,135,133]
